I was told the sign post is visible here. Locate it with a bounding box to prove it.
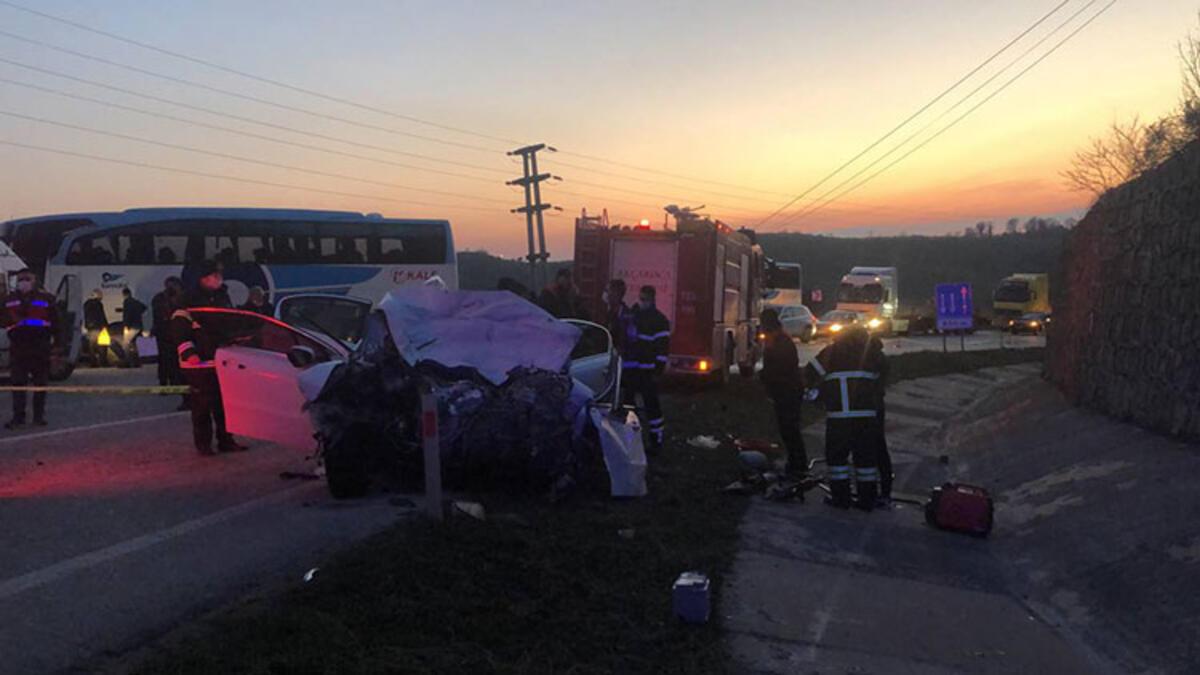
[935,283,974,354]
[420,387,443,521]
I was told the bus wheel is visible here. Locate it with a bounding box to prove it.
[48,360,75,381]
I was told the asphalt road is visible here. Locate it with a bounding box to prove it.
[0,366,417,675]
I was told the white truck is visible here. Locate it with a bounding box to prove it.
[834,266,908,335]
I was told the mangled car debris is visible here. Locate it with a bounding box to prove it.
[202,285,646,500]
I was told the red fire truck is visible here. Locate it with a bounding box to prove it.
[574,208,764,383]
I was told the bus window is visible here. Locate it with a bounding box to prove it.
[377,237,406,263]
[336,237,366,263]
[117,234,155,264]
[238,235,269,264]
[152,235,185,264]
[67,234,116,265]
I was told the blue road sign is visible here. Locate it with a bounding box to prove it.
[936,283,974,331]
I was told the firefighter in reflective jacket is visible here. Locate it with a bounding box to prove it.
[172,260,246,455]
[2,269,58,428]
[622,285,670,449]
[804,325,887,511]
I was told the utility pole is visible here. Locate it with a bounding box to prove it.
[507,143,559,293]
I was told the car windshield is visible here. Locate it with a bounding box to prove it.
[822,310,856,321]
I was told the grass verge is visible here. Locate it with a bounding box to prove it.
[128,346,1043,675]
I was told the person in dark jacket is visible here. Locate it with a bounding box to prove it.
[759,308,808,479]
[239,285,272,315]
[538,268,587,320]
[83,288,108,367]
[2,269,58,428]
[604,279,633,357]
[622,285,670,450]
[804,325,887,511]
[172,260,246,455]
[152,277,183,383]
[152,277,187,410]
[120,287,147,368]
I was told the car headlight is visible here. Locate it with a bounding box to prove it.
[867,318,882,329]
[1029,320,1040,328]
[830,323,843,333]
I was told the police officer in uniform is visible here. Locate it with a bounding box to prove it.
[759,308,808,479]
[805,325,887,510]
[2,269,58,428]
[622,285,670,450]
[172,261,247,455]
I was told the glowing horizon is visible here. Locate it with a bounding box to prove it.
[0,0,1192,257]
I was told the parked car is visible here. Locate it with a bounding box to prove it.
[815,309,864,338]
[770,304,817,342]
[186,294,619,455]
[1006,311,1051,335]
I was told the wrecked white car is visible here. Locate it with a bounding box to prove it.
[191,287,623,498]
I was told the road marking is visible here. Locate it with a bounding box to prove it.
[0,411,186,445]
[0,482,314,601]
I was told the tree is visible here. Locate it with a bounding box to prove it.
[1061,117,1189,197]
[963,226,978,238]
[987,222,994,237]
[1006,218,1020,235]
[1179,12,1200,139]
[975,221,988,237]
[1064,14,1200,198]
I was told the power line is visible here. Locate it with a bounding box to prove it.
[0,139,503,212]
[752,0,1072,228]
[0,0,814,206]
[780,0,1118,228]
[0,0,524,147]
[0,108,514,205]
[0,28,506,155]
[0,76,504,185]
[0,57,510,176]
[777,0,1099,226]
[0,28,797,216]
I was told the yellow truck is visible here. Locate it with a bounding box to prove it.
[992,273,1050,320]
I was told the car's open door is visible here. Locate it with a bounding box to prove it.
[199,309,336,451]
[565,319,617,401]
[217,346,319,451]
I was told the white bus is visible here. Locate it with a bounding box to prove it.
[4,207,457,376]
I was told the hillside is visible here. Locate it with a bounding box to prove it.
[456,229,1068,313]
[456,250,569,293]
[758,229,1068,311]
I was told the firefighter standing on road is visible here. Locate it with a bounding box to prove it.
[172,261,247,455]
[623,285,670,450]
[759,308,808,479]
[805,325,887,511]
[2,269,58,429]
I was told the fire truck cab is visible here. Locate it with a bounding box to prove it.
[574,208,764,384]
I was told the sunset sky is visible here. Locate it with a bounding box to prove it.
[0,0,1193,257]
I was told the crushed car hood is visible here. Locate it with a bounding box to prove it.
[379,286,582,385]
